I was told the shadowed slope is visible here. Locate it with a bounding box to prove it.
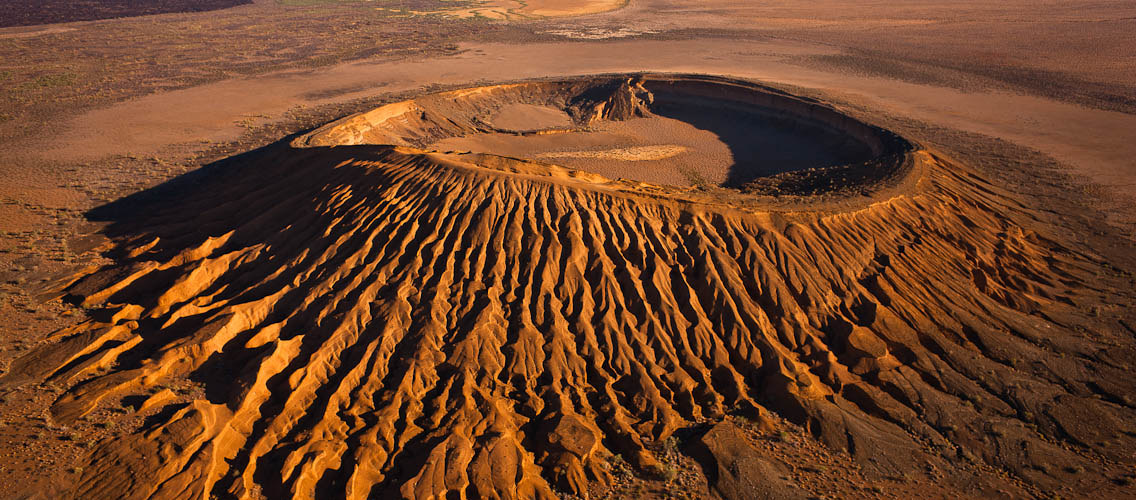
[4,79,1136,500]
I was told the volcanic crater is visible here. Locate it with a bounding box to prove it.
[6,74,1136,499]
[298,74,912,194]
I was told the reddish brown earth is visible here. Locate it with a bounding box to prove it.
[1,2,1135,500]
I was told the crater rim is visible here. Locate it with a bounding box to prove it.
[294,73,921,199]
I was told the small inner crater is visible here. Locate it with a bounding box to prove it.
[298,74,911,190]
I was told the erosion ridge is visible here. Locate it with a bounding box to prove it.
[4,75,1136,499]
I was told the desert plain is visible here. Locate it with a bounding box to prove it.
[1,1,1135,499]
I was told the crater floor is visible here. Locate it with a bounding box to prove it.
[301,74,895,192]
[430,100,869,187]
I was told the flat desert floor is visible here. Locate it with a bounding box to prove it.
[0,1,1135,499]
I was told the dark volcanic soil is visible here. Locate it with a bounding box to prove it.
[0,0,252,28]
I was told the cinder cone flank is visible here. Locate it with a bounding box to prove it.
[7,75,1136,500]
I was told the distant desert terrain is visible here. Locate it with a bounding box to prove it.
[1,1,1135,500]
[414,0,627,20]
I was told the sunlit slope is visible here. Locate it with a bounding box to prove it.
[5,76,1135,500]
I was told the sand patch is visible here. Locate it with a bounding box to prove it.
[488,103,574,131]
[536,144,689,161]
[416,0,625,20]
[0,26,76,39]
[542,26,659,39]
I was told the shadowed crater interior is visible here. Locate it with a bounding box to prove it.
[297,74,911,191]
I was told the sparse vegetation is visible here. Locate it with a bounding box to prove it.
[607,453,632,479]
[650,463,678,482]
[23,72,77,89]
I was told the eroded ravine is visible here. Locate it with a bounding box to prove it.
[5,75,1136,500]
